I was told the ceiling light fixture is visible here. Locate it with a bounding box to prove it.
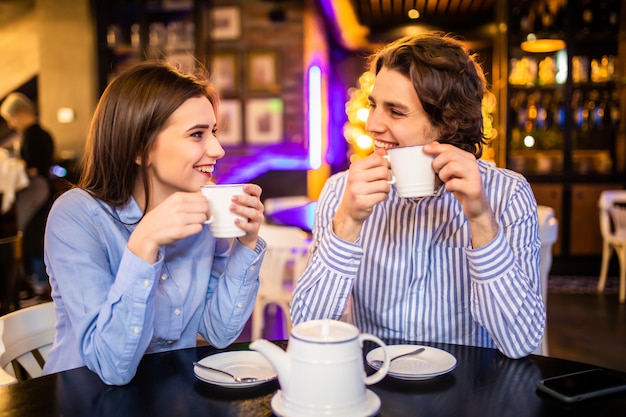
[520,33,566,53]
[520,0,567,53]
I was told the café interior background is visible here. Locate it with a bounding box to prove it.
[1,0,625,276]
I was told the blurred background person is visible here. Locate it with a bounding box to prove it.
[0,92,55,299]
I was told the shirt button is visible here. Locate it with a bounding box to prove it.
[132,326,141,334]
[160,273,168,280]
[174,308,181,316]
[248,266,255,271]
[236,303,243,308]
[143,279,150,287]
[166,340,174,345]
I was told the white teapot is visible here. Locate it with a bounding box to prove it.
[250,319,390,416]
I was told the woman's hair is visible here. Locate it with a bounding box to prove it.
[368,32,491,158]
[0,92,35,119]
[79,61,220,207]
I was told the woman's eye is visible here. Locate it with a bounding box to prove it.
[190,131,204,139]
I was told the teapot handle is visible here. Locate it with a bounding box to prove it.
[360,334,390,385]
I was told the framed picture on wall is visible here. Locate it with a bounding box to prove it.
[210,6,241,40]
[247,51,280,92]
[245,98,283,144]
[218,99,242,145]
[211,52,239,95]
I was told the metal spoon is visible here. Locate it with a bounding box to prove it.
[193,361,258,383]
[370,347,426,368]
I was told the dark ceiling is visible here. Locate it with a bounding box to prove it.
[348,0,496,38]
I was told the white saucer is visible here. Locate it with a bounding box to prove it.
[366,344,457,381]
[193,351,277,388]
[271,389,380,417]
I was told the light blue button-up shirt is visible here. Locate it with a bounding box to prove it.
[43,188,264,385]
[291,160,545,358]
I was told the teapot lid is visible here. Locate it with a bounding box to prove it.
[291,319,358,343]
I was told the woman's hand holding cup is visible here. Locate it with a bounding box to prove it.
[201,183,264,249]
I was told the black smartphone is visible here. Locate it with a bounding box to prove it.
[536,368,626,403]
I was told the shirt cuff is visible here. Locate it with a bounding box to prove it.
[109,247,164,302]
[466,227,516,282]
[316,228,364,275]
[226,238,266,280]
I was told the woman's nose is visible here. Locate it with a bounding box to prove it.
[207,138,226,159]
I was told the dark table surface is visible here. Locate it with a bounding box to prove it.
[2,340,626,417]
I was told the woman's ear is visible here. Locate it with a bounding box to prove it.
[137,150,153,166]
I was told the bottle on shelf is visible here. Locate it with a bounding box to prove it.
[606,90,620,128]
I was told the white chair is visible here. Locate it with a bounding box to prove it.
[0,301,56,385]
[535,205,558,356]
[0,320,17,385]
[252,224,311,340]
[598,190,626,303]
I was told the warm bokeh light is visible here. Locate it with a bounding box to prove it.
[355,134,373,150]
[343,71,375,159]
[521,35,566,53]
[408,9,420,19]
[524,135,536,147]
[356,107,369,123]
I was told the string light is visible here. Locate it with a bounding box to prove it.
[343,71,375,159]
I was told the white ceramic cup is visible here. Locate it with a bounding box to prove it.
[200,184,246,238]
[384,145,436,198]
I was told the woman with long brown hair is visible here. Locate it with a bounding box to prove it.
[43,61,266,385]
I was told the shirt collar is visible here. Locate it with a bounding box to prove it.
[115,196,144,228]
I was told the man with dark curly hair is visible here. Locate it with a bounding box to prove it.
[291,32,545,359]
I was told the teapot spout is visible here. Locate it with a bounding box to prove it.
[250,339,290,387]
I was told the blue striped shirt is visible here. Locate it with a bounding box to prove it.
[291,160,545,358]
